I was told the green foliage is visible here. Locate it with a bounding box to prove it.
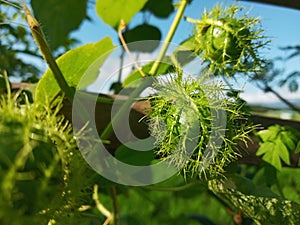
[115,143,156,166]
[89,174,235,225]
[0,90,99,225]
[256,125,300,170]
[2,1,300,224]
[96,0,148,30]
[0,1,40,81]
[272,168,300,204]
[35,37,114,104]
[142,0,174,18]
[30,0,88,51]
[122,24,162,52]
[209,176,300,225]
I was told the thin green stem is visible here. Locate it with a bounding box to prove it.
[100,77,153,141]
[111,186,120,225]
[149,0,188,76]
[22,3,74,100]
[3,71,11,101]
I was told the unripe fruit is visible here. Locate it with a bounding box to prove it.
[199,22,250,63]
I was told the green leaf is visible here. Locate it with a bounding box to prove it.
[257,125,300,170]
[122,24,161,52]
[227,174,278,197]
[35,37,114,104]
[275,138,290,164]
[257,125,281,142]
[256,141,273,156]
[256,125,300,170]
[172,36,198,66]
[31,0,88,50]
[274,168,300,204]
[115,143,156,166]
[257,138,291,171]
[296,141,300,153]
[142,0,174,18]
[209,175,300,224]
[123,60,173,88]
[96,0,148,30]
[281,130,296,150]
[253,164,277,187]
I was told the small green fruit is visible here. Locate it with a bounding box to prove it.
[201,24,245,63]
[191,4,267,75]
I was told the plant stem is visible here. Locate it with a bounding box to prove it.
[149,0,188,76]
[119,20,146,77]
[100,0,189,141]
[100,78,153,141]
[111,186,120,225]
[23,3,74,100]
[93,184,113,224]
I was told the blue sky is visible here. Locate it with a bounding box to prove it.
[71,0,300,48]
[70,0,300,106]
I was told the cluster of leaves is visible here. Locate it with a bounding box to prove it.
[96,0,174,54]
[256,125,300,171]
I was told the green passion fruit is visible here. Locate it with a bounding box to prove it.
[200,22,250,63]
[190,4,267,76]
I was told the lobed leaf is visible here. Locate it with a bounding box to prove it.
[256,125,300,170]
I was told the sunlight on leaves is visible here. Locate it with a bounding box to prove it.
[96,0,148,30]
[35,37,114,103]
[256,125,300,170]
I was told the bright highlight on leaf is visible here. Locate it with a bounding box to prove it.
[96,0,148,30]
[256,125,300,170]
[35,37,115,104]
